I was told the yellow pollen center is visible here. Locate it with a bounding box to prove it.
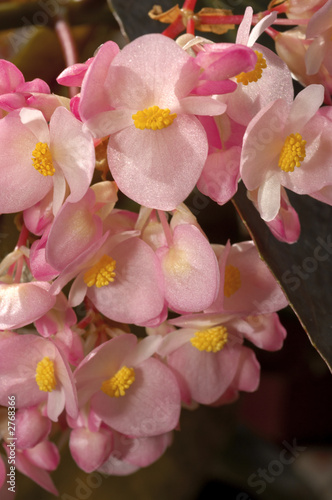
[84,255,116,288]
[224,265,241,298]
[278,133,306,172]
[101,366,135,397]
[132,106,177,130]
[236,51,267,85]
[35,356,56,392]
[32,142,55,176]
[190,326,228,353]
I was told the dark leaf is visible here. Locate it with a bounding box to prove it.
[109,0,177,40]
[233,182,332,372]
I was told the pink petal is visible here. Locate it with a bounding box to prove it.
[0,60,24,93]
[15,407,52,449]
[197,147,241,205]
[236,6,253,45]
[0,110,52,213]
[50,106,95,204]
[46,189,103,272]
[157,224,219,312]
[69,427,113,473]
[91,357,181,437]
[108,115,208,210]
[0,282,56,330]
[79,41,120,121]
[87,238,164,325]
[9,447,58,495]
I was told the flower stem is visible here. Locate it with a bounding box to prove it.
[54,17,78,98]
[158,210,173,248]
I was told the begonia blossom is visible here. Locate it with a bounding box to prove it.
[74,334,181,437]
[240,84,332,221]
[0,106,95,215]
[80,34,255,209]
[206,240,288,315]
[0,333,78,422]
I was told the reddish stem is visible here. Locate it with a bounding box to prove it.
[16,223,29,249]
[162,14,185,38]
[182,0,198,11]
[265,26,280,40]
[157,210,173,248]
[186,17,195,35]
[54,18,78,98]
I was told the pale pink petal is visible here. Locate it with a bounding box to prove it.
[83,108,133,138]
[178,96,226,115]
[108,115,208,210]
[75,335,138,407]
[240,99,287,190]
[286,84,324,133]
[248,12,277,46]
[57,59,93,87]
[257,173,281,221]
[15,408,51,449]
[236,6,253,45]
[87,238,164,325]
[305,36,325,75]
[69,427,113,473]
[79,41,120,121]
[104,34,198,109]
[306,0,332,38]
[167,342,242,405]
[157,224,219,312]
[19,107,50,143]
[91,357,181,437]
[0,282,56,330]
[50,106,95,204]
[46,189,103,272]
[24,441,59,471]
[0,110,53,213]
[197,147,241,205]
[235,313,287,351]
[117,432,173,467]
[8,447,58,495]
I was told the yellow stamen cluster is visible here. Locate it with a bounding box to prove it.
[132,105,177,130]
[84,255,116,288]
[190,326,228,353]
[35,356,56,392]
[224,264,241,298]
[101,366,135,397]
[32,142,55,176]
[236,51,267,85]
[278,133,306,172]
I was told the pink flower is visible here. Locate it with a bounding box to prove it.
[0,59,49,116]
[0,333,78,422]
[3,440,59,495]
[159,313,260,405]
[81,34,227,209]
[248,187,301,243]
[156,222,220,313]
[74,334,181,437]
[0,106,95,215]
[240,84,332,220]
[305,0,332,76]
[206,241,288,315]
[0,282,56,330]
[224,8,294,127]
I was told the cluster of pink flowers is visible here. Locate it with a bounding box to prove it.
[1,0,332,495]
